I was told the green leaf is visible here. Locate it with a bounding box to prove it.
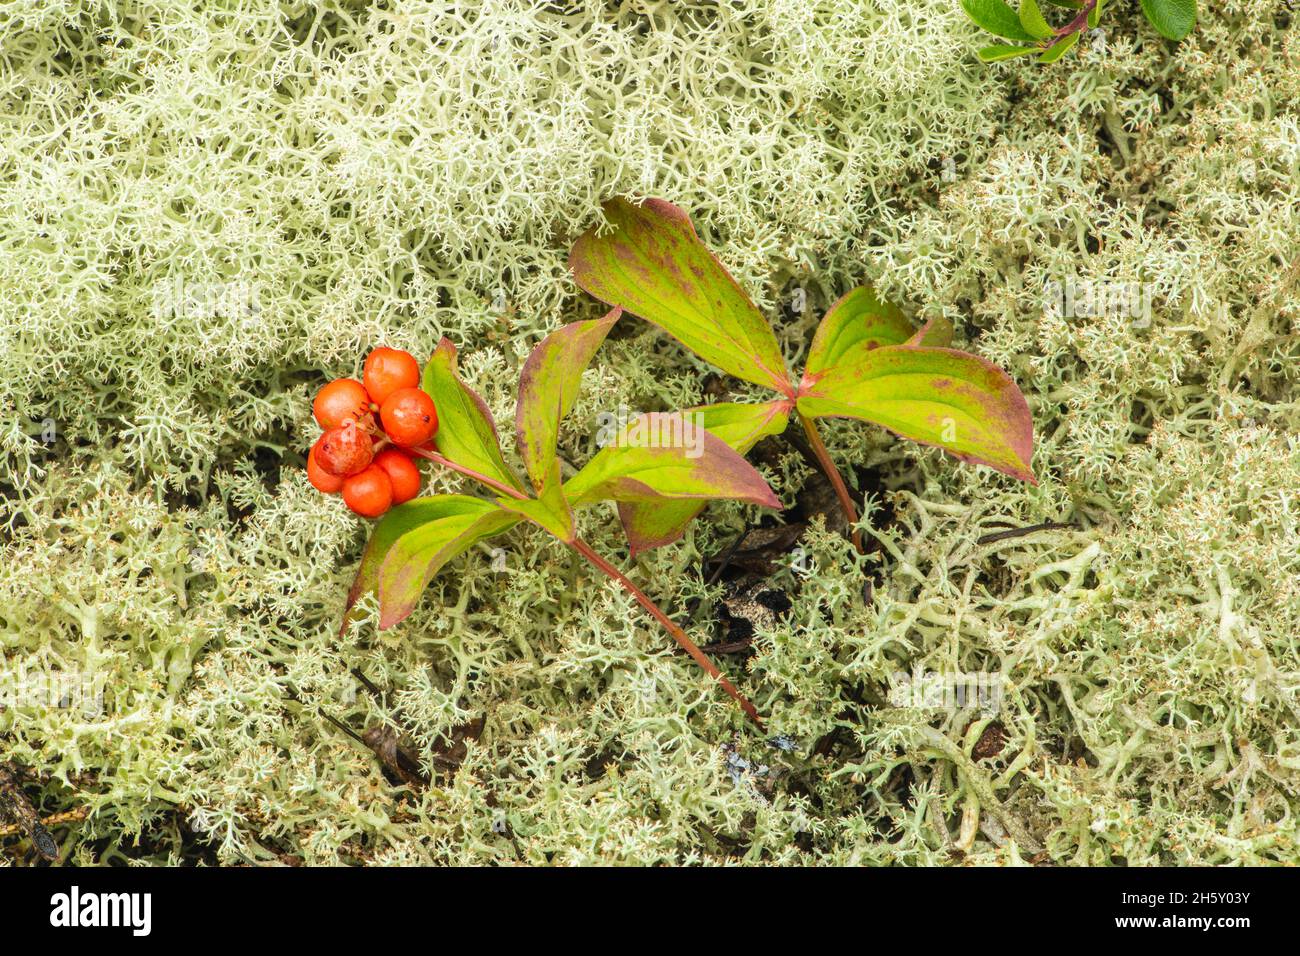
[960,0,1041,42]
[802,287,954,384]
[1037,31,1079,62]
[1087,0,1105,27]
[344,495,518,631]
[797,345,1035,482]
[690,400,793,454]
[604,499,692,556]
[494,462,575,542]
[1018,0,1054,39]
[1140,0,1194,40]
[613,400,792,555]
[514,308,620,493]
[422,339,523,493]
[564,413,780,553]
[343,497,453,634]
[978,44,1041,62]
[1041,0,1082,8]
[569,197,792,393]
[566,414,780,507]
[804,286,915,380]
[905,316,955,349]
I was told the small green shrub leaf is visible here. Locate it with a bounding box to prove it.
[1037,31,1079,62]
[515,308,620,493]
[569,197,792,393]
[422,339,523,492]
[1140,0,1194,40]
[1087,0,1105,27]
[613,400,791,554]
[961,0,1040,42]
[805,286,915,379]
[797,345,1035,482]
[347,496,519,630]
[978,44,1041,62]
[1018,0,1054,39]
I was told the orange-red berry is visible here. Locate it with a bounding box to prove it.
[380,387,439,447]
[373,448,421,504]
[313,378,370,429]
[342,464,393,517]
[307,438,345,493]
[363,347,420,405]
[314,420,374,476]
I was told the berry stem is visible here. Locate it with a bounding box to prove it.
[798,412,865,554]
[406,446,529,500]
[405,444,763,725]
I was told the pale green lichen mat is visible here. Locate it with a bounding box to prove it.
[1,0,1297,865]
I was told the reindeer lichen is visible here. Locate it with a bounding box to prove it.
[1,0,1297,865]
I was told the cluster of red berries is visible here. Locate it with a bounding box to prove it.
[307,347,439,518]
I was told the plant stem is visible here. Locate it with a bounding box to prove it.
[1050,0,1097,44]
[798,413,864,554]
[408,446,764,726]
[571,538,763,727]
[407,447,529,500]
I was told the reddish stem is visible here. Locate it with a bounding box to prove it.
[571,539,763,727]
[799,413,865,555]
[407,446,528,500]
[407,444,764,725]
[1048,0,1097,45]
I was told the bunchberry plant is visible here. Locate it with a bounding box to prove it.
[961,0,1196,63]
[324,315,781,724]
[568,198,1034,554]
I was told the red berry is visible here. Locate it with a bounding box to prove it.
[342,464,393,517]
[315,420,374,476]
[373,449,421,504]
[307,438,345,493]
[380,387,439,447]
[363,347,420,405]
[313,378,370,429]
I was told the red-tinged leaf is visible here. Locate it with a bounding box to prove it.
[515,308,620,493]
[804,286,915,380]
[612,500,696,556]
[613,400,792,554]
[569,197,793,393]
[564,413,780,553]
[494,462,575,542]
[342,495,518,633]
[422,339,523,492]
[374,496,520,629]
[797,345,1035,482]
